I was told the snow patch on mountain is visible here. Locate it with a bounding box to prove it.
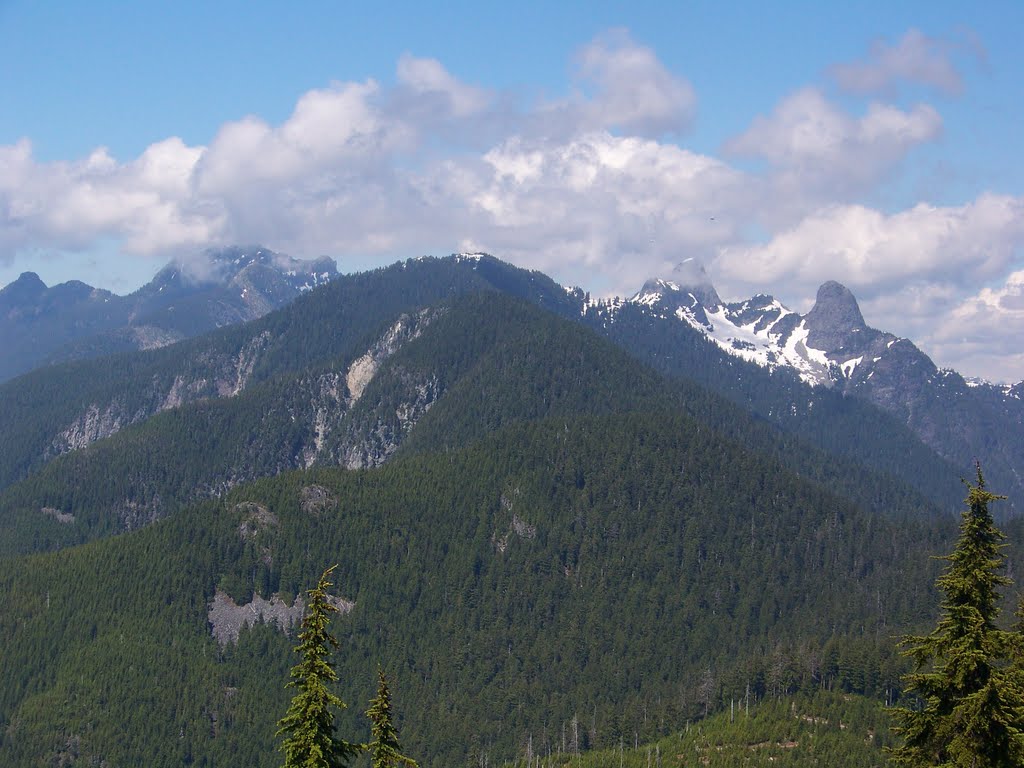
[627,275,841,387]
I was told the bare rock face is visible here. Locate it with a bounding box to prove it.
[45,329,275,466]
[207,589,355,646]
[48,401,129,455]
[215,331,273,398]
[804,281,870,355]
[41,506,75,524]
[298,309,437,469]
[237,502,278,541]
[345,309,434,405]
[339,372,441,470]
[207,590,305,646]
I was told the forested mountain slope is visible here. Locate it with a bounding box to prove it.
[0,293,954,557]
[583,274,1024,514]
[0,255,572,494]
[0,255,965,538]
[0,252,1017,766]
[515,690,896,767]
[0,411,961,767]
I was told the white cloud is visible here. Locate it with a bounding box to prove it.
[926,271,1024,383]
[725,88,941,201]
[572,29,696,137]
[464,132,750,292]
[0,34,704,279]
[396,54,491,118]
[716,195,1024,294]
[0,137,219,257]
[832,28,968,95]
[1,28,1022,380]
[522,30,697,142]
[196,79,396,196]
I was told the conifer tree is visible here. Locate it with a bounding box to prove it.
[277,565,363,768]
[890,466,1024,767]
[366,666,418,768]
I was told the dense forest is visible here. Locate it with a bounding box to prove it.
[0,409,966,765]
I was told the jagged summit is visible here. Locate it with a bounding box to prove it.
[612,275,897,388]
[145,246,336,292]
[670,258,722,307]
[0,245,339,383]
[632,259,722,312]
[0,272,47,306]
[804,281,869,353]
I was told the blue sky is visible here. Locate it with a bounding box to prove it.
[2,1,1023,380]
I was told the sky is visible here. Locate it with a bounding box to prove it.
[1,1,1023,382]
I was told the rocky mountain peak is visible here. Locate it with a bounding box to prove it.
[632,259,721,310]
[0,272,48,306]
[158,246,281,287]
[804,280,869,353]
[670,258,721,307]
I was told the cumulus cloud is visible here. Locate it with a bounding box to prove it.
[923,271,1024,383]
[0,33,703,278]
[0,137,219,257]
[716,195,1024,294]
[519,30,697,143]
[395,54,491,118]
[196,79,399,196]
[464,132,750,292]
[831,28,970,95]
[725,88,942,201]
[571,29,697,137]
[1,28,1022,379]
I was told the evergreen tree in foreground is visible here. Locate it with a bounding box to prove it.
[890,465,1024,767]
[277,565,363,768]
[366,666,418,768]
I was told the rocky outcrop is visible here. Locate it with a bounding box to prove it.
[41,506,75,524]
[237,502,278,541]
[338,371,441,470]
[48,401,131,455]
[803,281,871,354]
[216,331,273,398]
[346,309,434,404]
[207,589,354,646]
[299,310,437,468]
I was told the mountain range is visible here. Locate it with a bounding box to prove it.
[0,248,1021,765]
[577,258,1024,515]
[0,245,336,383]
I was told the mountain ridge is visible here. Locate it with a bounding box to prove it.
[0,249,1015,766]
[0,245,337,383]
[585,265,1024,511]
[1,249,1013,527]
